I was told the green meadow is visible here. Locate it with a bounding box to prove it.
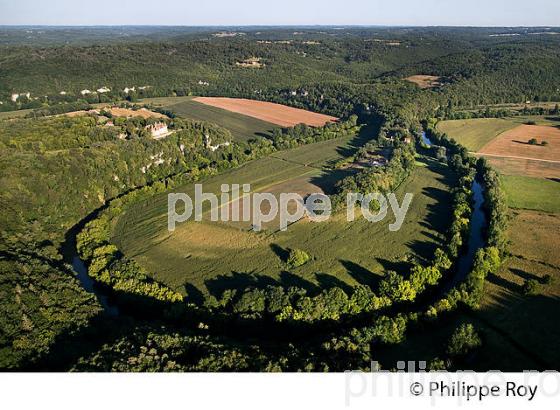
[113,141,455,297]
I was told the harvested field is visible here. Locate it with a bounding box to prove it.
[481,155,560,179]
[192,97,338,127]
[479,124,560,162]
[404,75,442,89]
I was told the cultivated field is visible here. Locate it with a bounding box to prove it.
[439,117,560,178]
[479,124,560,163]
[192,97,338,127]
[481,156,560,179]
[163,98,280,142]
[113,141,455,297]
[437,118,519,151]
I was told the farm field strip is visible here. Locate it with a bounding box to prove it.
[192,97,338,127]
[475,152,560,164]
[164,98,279,142]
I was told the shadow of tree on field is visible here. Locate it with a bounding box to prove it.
[376,258,413,278]
[339,259,382,288]
[510,268,543,283]
[315,272,353,294]
[486,272,521,293]
[279,271,319,294]
[184,283,205,305]
[270,243,290,264]
[405,239,438,265]
[205,271,278,298]
[419,185,454,233]
[310,168,358,195]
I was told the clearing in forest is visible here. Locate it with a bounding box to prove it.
[404,75,442,89]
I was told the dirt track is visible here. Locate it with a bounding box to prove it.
[193,97,338,127]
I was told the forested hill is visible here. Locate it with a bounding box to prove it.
[1,27,559,111]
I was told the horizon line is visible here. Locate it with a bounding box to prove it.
[0,24,558,29]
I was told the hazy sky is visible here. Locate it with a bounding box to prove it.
[0,0,559,26]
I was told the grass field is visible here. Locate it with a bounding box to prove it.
[476,210,560,369]
[162,98,280,142]
[439,116,560,211]
[437,116,560,152]
[437,118,519,151]
[0,108,32,120]
[113,137,455,298]
[501,175,560,213]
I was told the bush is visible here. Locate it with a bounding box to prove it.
[541,140,549,146]
[528,138,539,145]
[287,248,311,268]
[447,323,482,356]
[522,279,539,295]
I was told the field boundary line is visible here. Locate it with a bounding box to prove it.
[472,152,560,164]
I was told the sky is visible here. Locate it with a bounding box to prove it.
[0,0,559,26]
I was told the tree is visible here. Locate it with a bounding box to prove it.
[447,323,482,356]
[528,138,538,145]
[287,248,311,268]
[522,279,539,295]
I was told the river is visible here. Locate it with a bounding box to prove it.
[421,131,487,291]
[61,222,120,316]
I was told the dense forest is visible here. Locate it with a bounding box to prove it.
[0,26,552,371]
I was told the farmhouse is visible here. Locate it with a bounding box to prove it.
[97,87,111,93]
[81,89,92,95]
[146,122,170,139]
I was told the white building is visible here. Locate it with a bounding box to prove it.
[81,89,91,96]
[97,87,111,93]
[146,122,170,139]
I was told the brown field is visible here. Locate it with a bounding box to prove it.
[479,155,560,178]
[404,75,442,89]
[479,124,560,162]
[192,97,338,127]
